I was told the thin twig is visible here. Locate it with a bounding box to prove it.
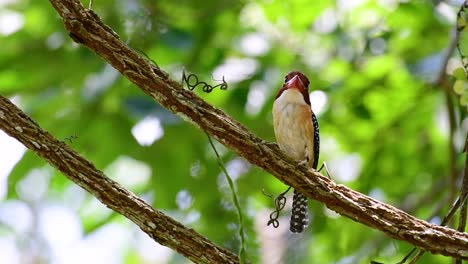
[408,250,425,264]
[455,133,468,264]
[206,134,246,264]
[436,3,462,206]
[436,0,466,208]
[444,86,458,208]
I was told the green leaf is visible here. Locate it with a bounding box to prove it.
[461,91,468,106]
[454,80,466,95]
[453,67,467,80]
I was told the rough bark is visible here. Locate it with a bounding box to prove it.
[2,0,464,260]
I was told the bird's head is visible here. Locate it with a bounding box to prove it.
[275,71,311,105]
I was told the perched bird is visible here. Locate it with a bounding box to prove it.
[272,71,320,233]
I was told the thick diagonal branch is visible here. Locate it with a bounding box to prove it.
[0,96,239,263]
[36,0,468,259]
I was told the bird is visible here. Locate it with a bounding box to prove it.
[272,71,320,233]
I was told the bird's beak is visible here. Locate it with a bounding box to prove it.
[284,75,306,91]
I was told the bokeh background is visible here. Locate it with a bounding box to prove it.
[1,0,468,263]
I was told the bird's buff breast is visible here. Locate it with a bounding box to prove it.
[273,89,315,162]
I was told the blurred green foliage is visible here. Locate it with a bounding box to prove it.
[1,0,468,263]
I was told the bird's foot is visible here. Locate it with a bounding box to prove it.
[298,157,310,167]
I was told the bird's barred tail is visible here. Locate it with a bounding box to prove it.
[290,190,309,233]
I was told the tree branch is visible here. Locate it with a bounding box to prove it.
[11,0,464,259]
[0,96,239,263]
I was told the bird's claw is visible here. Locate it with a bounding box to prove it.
[298,158,309,167]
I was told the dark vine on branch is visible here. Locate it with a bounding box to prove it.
[457,1,468,77]
[262,186,292,228]
[135,49,159,68]
[182,70,228,93]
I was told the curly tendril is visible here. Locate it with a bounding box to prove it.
[182,70,228,93]
[263,186,292,228]
[262,162,329,228]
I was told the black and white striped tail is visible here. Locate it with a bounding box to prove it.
[290,190,309,233]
